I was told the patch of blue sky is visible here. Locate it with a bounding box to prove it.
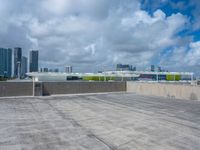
[191,30,200,41]
[140,0,194,18]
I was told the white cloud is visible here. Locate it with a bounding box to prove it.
[185,42,200,66]
[41,0,73,15]
[159,41,200,74]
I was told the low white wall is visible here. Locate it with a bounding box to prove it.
[127,82,200,100]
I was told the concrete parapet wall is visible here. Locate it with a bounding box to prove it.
[0,81,126,97]
[3,81,199,100]
[127,82,200,100]
[0,82,33,97]
[42,82,126,96]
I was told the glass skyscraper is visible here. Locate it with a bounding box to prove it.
[21,56,28,78]
[0,48,12,78]
[65,66,72,73]
[29,50,39,72]
[14,47,22,78]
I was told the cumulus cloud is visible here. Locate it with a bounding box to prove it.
[159,41,200,73]
[189,0,200,30]
[0,0,196,73]
[185,42,200,66]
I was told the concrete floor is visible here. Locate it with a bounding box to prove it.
[0,93,200,150]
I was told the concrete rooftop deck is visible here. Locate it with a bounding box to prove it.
[0,93,200,150]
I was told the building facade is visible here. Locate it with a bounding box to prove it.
[14,47,22,78]
[157,66,162,72]
[137,71,193,81]
[65,66,72,73]
[29,50,39,72]
[151,65,155,72]
[116,64,135,71]
[54,68,59,72]
[40,68,49,72]
[21,56,28,78]
[0,48,12,78]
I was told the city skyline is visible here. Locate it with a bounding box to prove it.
[0,46,197,76]
[0,46,177,74]
[0,47,39,78]
[0,0,200,75]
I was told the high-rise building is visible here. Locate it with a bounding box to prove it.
[0,48,12,78]
[40,68,49,72]
[14,47,22,78]
[54,68,59,72]
[151,65,155,72]
[65,66,72,73]
[29,50,39,72]
[132,66,136,71]
[116,64,134,71]
[158,66,162,72]
[21,56,27,78]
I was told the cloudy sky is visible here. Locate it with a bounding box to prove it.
[0,0,200,74]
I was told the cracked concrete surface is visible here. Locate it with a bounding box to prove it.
[0,93,200,150]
